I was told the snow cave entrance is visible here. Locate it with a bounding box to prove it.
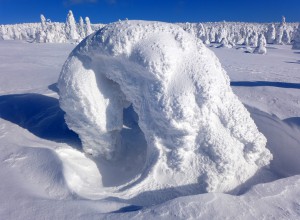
[94,74,148,187]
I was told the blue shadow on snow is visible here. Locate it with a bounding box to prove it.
[230,81,300,89]
[111,205,143,213]
[285,60,300,64]
[0,93,81,148]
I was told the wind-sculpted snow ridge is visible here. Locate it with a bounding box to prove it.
[58,20,272,202]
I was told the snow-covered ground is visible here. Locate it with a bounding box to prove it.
[0,38,300,219]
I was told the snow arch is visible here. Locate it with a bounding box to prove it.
[58,21,272,196]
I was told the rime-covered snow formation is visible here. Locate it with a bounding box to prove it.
[58,21,272,197]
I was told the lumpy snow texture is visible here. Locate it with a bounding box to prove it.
[58,21,272,196]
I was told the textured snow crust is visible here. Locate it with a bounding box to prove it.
[58,21,272,198]
[105,175,300,219]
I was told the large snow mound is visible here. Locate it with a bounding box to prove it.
[58,21,272,199]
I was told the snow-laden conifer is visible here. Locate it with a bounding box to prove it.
[78,16,86,39]
[292,24,300,49]
[253,33,267,54]
[65,10,79,41]
[85,17,93,36]
[267,24,276,44]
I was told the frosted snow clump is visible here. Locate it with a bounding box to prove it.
[58,21,272,197]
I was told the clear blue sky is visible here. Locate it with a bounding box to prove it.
[0,0,299,25]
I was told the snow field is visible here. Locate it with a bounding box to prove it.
[0,20,300,218]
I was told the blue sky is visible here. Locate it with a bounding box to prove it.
[0,0,299,24]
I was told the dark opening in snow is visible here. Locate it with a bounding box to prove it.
[93,104,148,187]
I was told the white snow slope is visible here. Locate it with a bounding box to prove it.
[0,24,300,219]
[58,21,272,200]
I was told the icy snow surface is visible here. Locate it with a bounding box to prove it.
[0,23,300,219]
[58,21,272,200]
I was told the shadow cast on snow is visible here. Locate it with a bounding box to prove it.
[231,81,300,89]
[285,60,300,64]
[0,93,81,148]
[283,117,300,128]
[106,170,272,211]
[48,83,59,93]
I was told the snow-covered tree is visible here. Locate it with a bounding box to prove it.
[203,30,210,45]
[216,25,227,43]
[292,24,300,49]
[240,26,246,39]
[78,16,86,39]
[275,25,284,44]
[85,17,93,36]
[249,31,258,47]
[208,27,216,43]
[52,23,67,43]
[6,26,13,40]
[40,14,47,31]
[282,16,286,25]
[243,34,250,46]
[65,10,79,41]
[45,23,55,43]
[275,16,287,45]
[12,26,22,40]
[183,22,195,37]
[217,37,232,48]
[35,14,48,43]
[282,29,291,44]
[0,26,5,40]
[195,23,207,42]
[266,24,276,44]
[58,20,273,196]
[253,33,267,54]
[35,28,46,43]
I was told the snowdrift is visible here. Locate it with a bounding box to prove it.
[104,175,300,219]
[58,21,272,200]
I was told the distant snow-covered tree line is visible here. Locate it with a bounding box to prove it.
[178,18,299,48]
[0,10,104,43]
[0,12,299,49]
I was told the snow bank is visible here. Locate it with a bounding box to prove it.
[58,21,272,200]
